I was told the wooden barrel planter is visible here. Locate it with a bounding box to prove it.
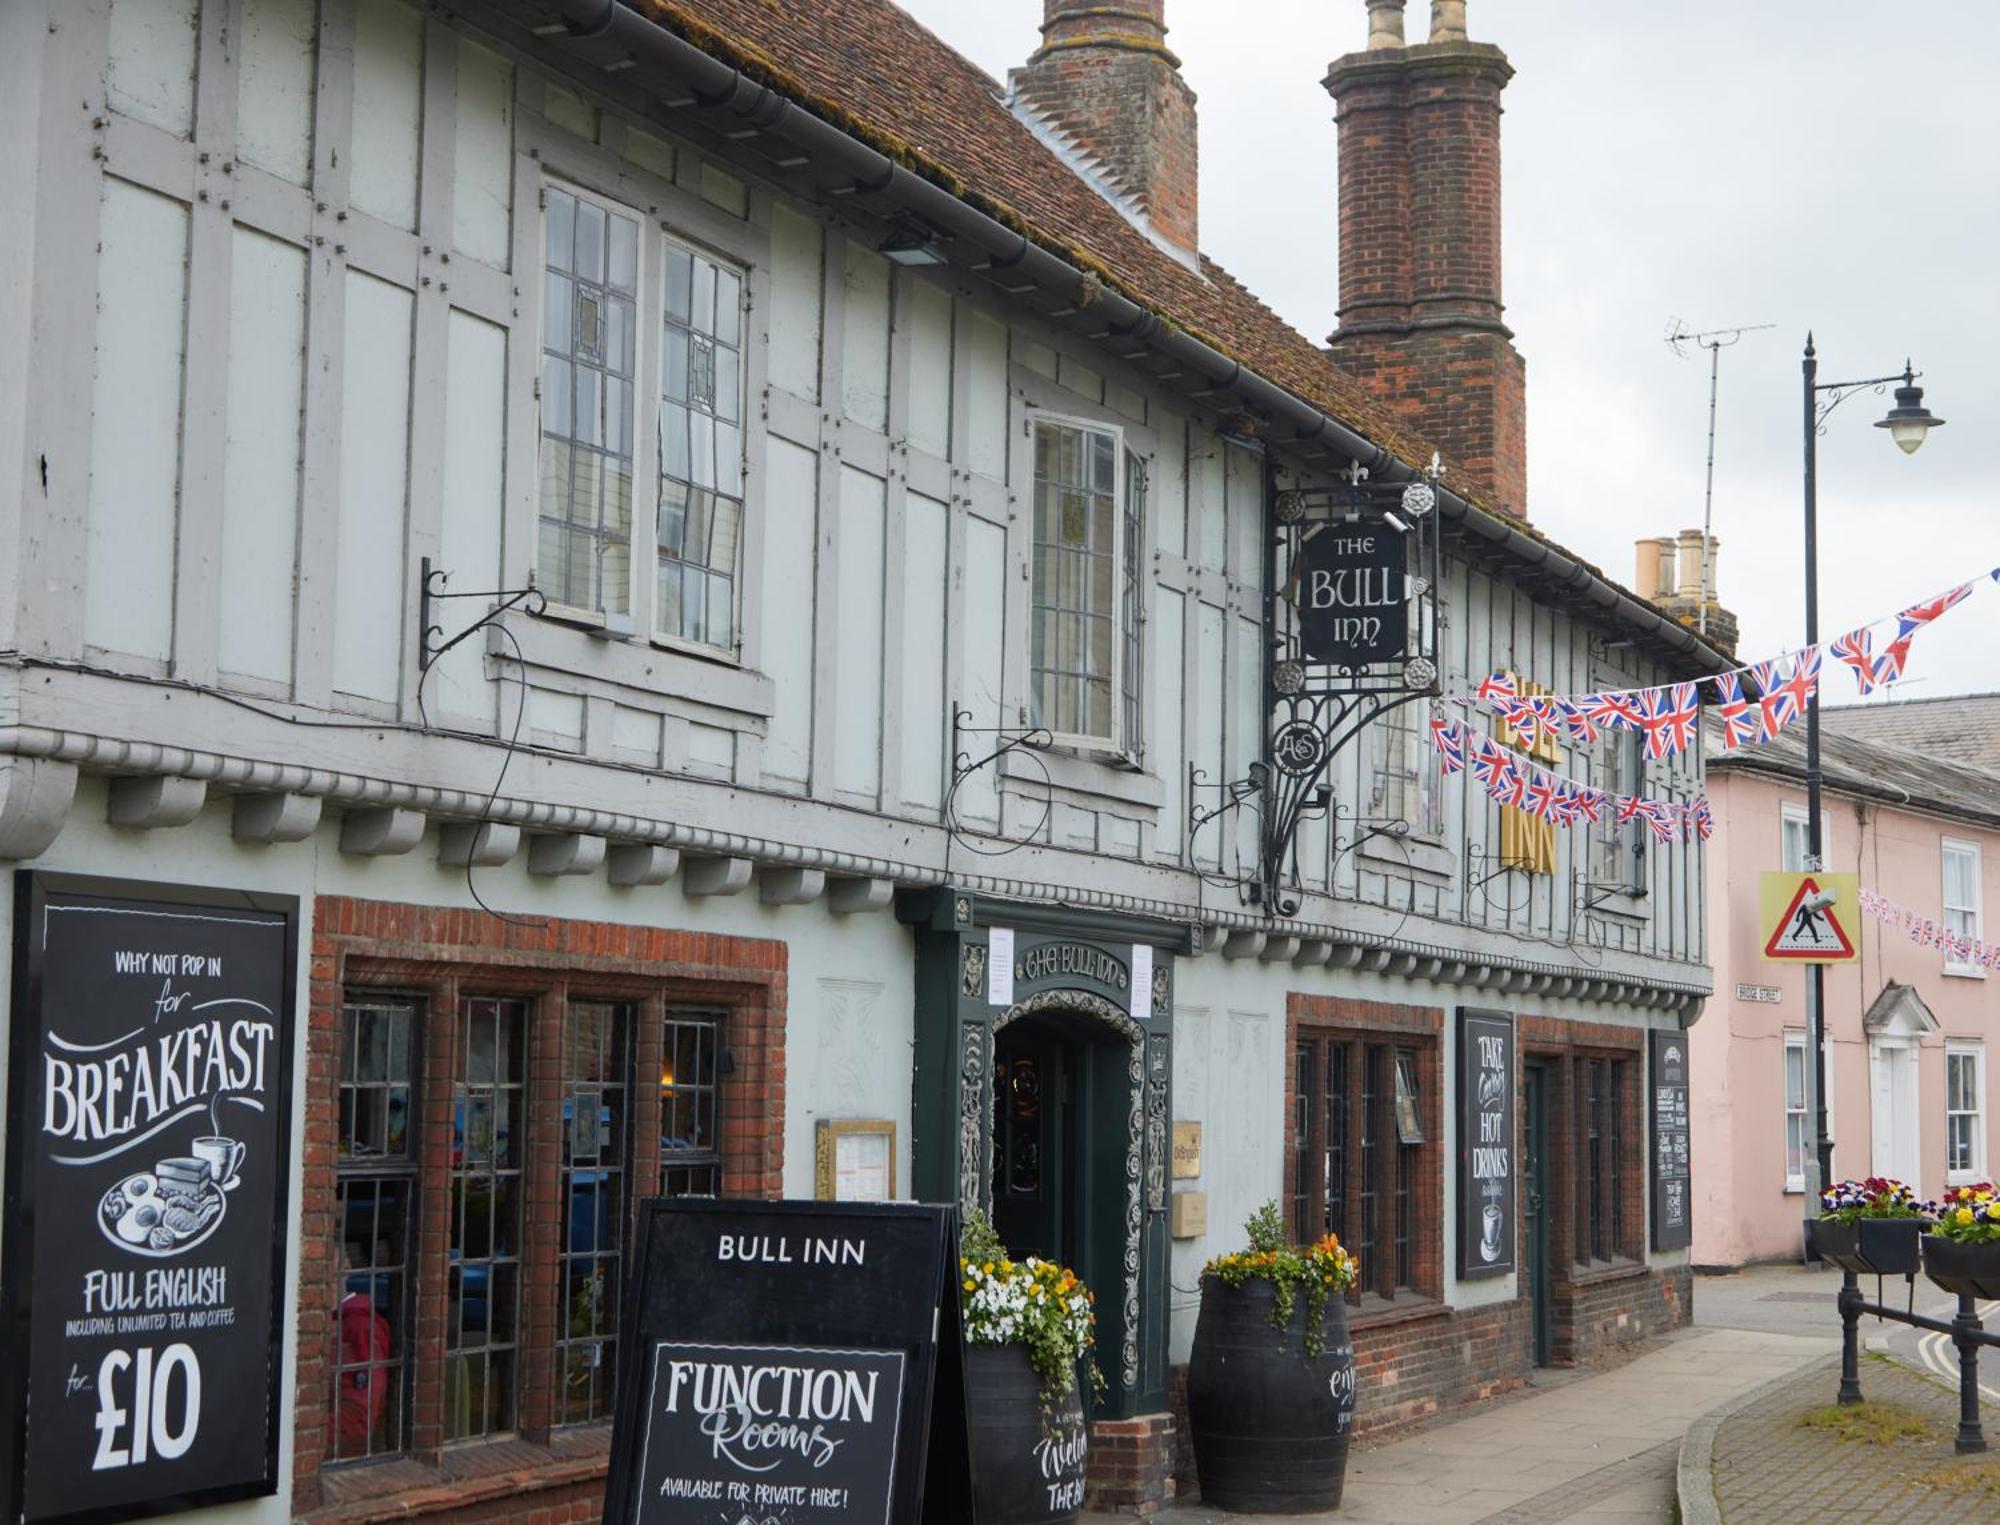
[964,1344,1088,1525]
[1922,1234,2000,1301]
[1808,1217,1922,1277]
[1186,1279,1356,1514]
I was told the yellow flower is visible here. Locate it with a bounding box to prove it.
[963,1278,976,1291]
[1957,1207,1976,1227]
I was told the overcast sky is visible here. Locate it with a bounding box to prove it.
[893,0,2000,701]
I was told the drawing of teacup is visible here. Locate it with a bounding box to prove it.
[192,1135,246,1190]
[1480,1203,1503,1261]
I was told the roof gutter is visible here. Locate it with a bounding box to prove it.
[549,0,1726,670]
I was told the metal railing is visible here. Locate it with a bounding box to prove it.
[1837,1271,1997,1453]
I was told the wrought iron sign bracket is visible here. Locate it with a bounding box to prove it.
[949,706,1052,791]
[419,556,547,672]
[1257,457,1446,916]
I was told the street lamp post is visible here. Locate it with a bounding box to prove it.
[1799,335,1944,1216]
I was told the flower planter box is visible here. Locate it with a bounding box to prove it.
[1922,1234,2000,1301]
[1809,1217,1922,1277]
[1186,1279,1356,1515]
[964,1344,1087,1525]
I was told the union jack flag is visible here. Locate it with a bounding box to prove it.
[1637,801,1680,843]
[1713,672,1759,750]
[1572,787,1609,825]
[1429,713,1466,775]
[1469,735,1514,792]
[1475,671,1520,711]
[1495,696,1545,748]
[1496,758,1534,811]
[1581,690,1647,731]
[1639,682,1700,760]
[1616,793,1647,824]
[1758,648,1821,739]
[1555,698,1601,745]
[1547,781,1583,827]
[1829,626,1888,695]
[1682,797,1715,842]
[1748,655,1786,701]
[1894,580,1976,642]
[1522,769,1561,820]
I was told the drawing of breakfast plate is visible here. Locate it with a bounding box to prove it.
[98,1161,226,1257]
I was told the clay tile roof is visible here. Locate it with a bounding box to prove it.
[647,0,1430,466]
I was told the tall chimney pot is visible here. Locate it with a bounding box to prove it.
[1429,1,1468,42]
[1366,0,1407,49]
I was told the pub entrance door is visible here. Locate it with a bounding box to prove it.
[992,1018,1081,1263]
[1522,1062,1553,1366]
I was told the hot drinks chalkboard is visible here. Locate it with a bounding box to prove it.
[1650,1030,1692,1252]
[2,873,297,1525]
[605,1199,970,1525]
[1456,1009,1516,1279]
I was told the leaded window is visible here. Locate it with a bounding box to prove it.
[1031,419,1139,748]
[333,995,420,1462]
[448,997,526,1440]
[541,184,638,615]
[1291,1034,1421,1301]
[657,241,745,649]
[660,1010,723,1197]
[559,1002,631,1426]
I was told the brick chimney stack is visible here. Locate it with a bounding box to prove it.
[1010,0,1199,256]
[1325,1,1528,518]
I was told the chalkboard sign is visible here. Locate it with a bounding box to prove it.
[2,873,297,1525]
[1650,1030,1692,1251]
[1456,1009,1516,1279]
[1295,521,1409,667]
[606,1199,969,1525]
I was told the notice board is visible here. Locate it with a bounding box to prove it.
[605,1199,969,1525]
[2,872,298,1525]
[1456,1008,1516,1279]
[1650,1029,1693,1251]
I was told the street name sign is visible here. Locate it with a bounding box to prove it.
[1759,872,1859,963]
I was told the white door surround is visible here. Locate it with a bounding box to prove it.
[1865,982,1941,1187]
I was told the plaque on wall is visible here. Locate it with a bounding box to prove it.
[605,1199,970,1524]
[1650,1030,1693,1251]
[2,872,298,1525]
[1455,1008,1516,1279]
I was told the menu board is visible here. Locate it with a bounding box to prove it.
[1650,1029,1692,1251]
[1456,1009,1516,1279]
[3,873,297,1525]
[605,1200,970,1525]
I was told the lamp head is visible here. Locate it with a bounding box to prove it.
[1874,363,1945,455]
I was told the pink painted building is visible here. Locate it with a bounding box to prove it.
[1692,701,2000,1267]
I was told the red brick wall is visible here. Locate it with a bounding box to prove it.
[1325,43,1528,518]
[295,897,786,1521]
[1011,0,1199,254]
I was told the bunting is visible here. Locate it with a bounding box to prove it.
[1449,568,1995,763]
[1859,887,2000,973]
[1429,716,1709,844]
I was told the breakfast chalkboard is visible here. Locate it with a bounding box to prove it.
[605,1200,970,1525]
[2,873,297,1525]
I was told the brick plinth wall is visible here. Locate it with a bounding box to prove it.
[1324,40,1528,517]
[294,897,787,1522]
[1554,1263,1693,1366]
[1086,1413,1178,1516]
[1011,0,1199,254]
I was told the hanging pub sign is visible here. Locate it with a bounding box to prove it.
[2,872,297,1525]
[1456,1009,1516,1279]
[1650,1030,1693,1252]
[605,1199,970,1525]
[1294,520,1409,668]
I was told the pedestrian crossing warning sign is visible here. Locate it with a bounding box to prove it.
[1760,872,1860,963]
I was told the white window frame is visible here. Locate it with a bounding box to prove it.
[536,176,750,659]
[1783,1029,1834,1193]
[1943,839,1985,979]
[1372,702,1442,839]
[1780,802,1834,873]
[1027,412,1135,755]
[537,177,648,630]
[1946,1042,1986,1184]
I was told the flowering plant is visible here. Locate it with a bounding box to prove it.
[1929,1183,2000,1245]
[1818,1177,1925,1223]
[958,1210,1100,1398]
[1201,1201,1358,1359]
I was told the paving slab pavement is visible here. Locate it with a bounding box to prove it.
[1086,1323,1835,1525]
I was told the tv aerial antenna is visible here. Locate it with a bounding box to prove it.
[1665,318,1775,635]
